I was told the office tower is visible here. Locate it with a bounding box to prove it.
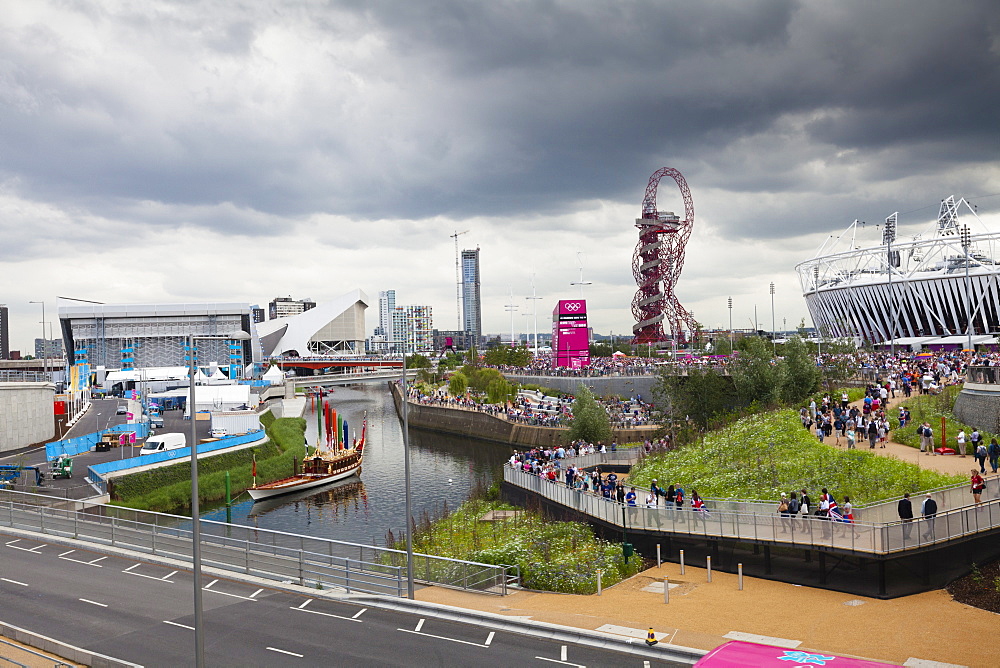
[268,296,316,320]
[0,305,8,359]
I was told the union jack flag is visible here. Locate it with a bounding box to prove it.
[692,496,708,512]
[828,498,845,522]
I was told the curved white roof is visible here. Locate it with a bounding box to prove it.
[255,289,368,357]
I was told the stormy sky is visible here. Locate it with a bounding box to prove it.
[2,0,999,352]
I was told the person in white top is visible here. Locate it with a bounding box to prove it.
[956,429,967,457]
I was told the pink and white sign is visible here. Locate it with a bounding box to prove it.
[694,642,900,668]
[552,300,590,369]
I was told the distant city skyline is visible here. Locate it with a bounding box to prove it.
[2,2,998,351]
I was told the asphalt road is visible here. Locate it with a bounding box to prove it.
[1,399,212,498]
[0,532,687,667]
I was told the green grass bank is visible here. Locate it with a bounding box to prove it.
[108,412,307,513]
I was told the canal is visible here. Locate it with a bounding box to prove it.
[201,384,513,546]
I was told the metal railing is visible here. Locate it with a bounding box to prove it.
[966,366,1000,385]
[505,462,1000,555]
[0,490,518,596]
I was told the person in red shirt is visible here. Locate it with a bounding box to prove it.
[971,469,985,506]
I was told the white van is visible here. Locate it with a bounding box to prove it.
[139,433,186,455]
[150,415,164,429]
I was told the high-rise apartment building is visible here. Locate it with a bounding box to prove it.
[461,248,482,345]
[0,305,8,360]
[250,306,265,323]
[34,338,63,359]
[268,296,316,320]
[375,290,396,351]
[391,305,434,353]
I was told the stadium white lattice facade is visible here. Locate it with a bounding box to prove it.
[796,196,1000,344]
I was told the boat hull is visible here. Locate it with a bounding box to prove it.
[248,465,361,501]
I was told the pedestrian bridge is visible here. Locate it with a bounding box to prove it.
[503,451,1000,597]
[289,368,417,388]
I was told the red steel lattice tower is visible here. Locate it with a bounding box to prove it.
[631,167,697,344]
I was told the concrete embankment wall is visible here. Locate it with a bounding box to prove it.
[953,383,1000,433]
[0,382,55,453]
[389,383,655,447]
[504,374,659,399]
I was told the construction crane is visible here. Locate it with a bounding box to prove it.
[450,230,469,331]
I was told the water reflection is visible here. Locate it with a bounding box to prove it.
[202,384,512,546]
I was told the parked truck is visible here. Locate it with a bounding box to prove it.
[139,433,187,455]
[210,410,261,437]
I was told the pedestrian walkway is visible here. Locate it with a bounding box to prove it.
[419,561,988,667]
[827,395,985,479]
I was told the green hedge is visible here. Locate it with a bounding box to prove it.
[109,413,307,512]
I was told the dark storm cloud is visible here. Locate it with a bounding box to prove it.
[0,0,997,237]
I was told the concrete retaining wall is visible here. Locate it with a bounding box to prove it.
[953,383,1000,433]
[0,382,55,454]
[389,384,655,447]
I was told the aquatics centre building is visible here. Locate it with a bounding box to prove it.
[795,195,1000,346]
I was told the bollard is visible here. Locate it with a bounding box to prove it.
[738,563,744,591]
[707,556,712,582]
[657,543,661,568]
[663,577,669,604]
[680,549,685,575]
[597,569,603,595]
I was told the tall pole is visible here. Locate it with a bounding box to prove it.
[769,282,776,355]
[526,275,543,356]
[401,338,414,598]
[187,334,205,668]
[885,212,898,356]
[29,301,45,379]
[962,225,973,352]
[728,296,733,352]
[570,251,592,299]
[505,287,518,347]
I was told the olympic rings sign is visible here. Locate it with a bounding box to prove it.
[564,302,582,312]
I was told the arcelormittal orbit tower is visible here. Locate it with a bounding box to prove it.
[631,167,697,344]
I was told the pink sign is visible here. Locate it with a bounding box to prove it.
[694,642,900,667]
[552,300,590,369]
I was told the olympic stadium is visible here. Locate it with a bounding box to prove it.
[796,196,1000,346]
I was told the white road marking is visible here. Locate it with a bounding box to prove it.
[59,553,104,568]
[202,580,258,601]
[534,646,586,668]
[297,600,312,609]
[123,564,140,572]
[534,657,586,668]
[6,540,45,553]
[79,598,108,608]
[59,550,75,557]
[1,578,29,587]
[644,662,651,668]
[352,608,367,619]
[290,606,362,623]
[266,647,303,658]
[250,588,264,598]
[164,621,195,630]
[123,567,176,583]
[397,618,496,648]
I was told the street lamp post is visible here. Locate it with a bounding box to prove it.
[28,301,45,380]
[961,225,973,352]
[769,283,776,355]
[505,287,518,347]
[526,275,543,356]
[187,330,250,668]
[401,341,415,599]
[885,212,898,356]
[727,296,733,353]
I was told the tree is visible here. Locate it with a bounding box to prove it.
[448,371,468,397]
[654,369,736,430]
[567,384,612,444]
[464,346,481,369]
[406,353,431,369]
[487,378,515,404]
[730,336,785,408]
[780,335,820,404]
